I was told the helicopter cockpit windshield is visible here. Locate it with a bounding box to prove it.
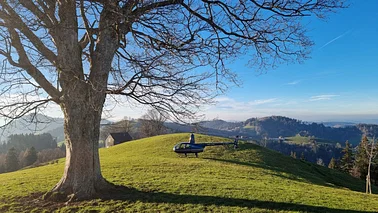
[173,143,187,151]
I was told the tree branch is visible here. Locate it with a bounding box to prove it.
[0,2,57,65]
[8,28,61,102]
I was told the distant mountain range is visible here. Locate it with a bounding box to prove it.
[0,114,110,143]
[3,114,378,146]
[192,116,378,145]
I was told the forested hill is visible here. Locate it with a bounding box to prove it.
[244,116,363,143]
[199,116,378,145]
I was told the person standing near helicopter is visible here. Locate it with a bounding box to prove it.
[189,133,195,144]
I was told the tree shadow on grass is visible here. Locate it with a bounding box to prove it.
[93,185,375,213]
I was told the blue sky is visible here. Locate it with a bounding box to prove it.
[202,0,378,122]
[26,1,378,123]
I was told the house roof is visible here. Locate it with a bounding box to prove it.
[109,132,132,142]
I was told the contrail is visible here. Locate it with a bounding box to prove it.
[319,29,352,50]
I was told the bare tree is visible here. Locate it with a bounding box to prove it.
[140,109,167,137]
[0,0,345,201]
[261,134,268,147]
[100,118,133,141]
[365,136,378,194]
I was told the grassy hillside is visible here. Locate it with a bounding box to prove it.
[57,140,65,147]
[285,135,338,145]
[1,133,378,212]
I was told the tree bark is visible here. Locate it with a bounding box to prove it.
[366,137,376,194]
[367,154,373,194]
[43,85,111,201]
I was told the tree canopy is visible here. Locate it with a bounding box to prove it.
[0,0,345,123]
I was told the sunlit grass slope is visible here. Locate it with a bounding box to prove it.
[286,135,338,145]
[1,133,378,212]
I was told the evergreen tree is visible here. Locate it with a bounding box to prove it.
[23,147,38,167]
[340,141,353,173]
[5,147,19,172]
[354,136,369,179]
[300,152,305,161]
[328,157,336,169]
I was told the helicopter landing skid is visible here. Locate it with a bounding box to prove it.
[177,153,198,158]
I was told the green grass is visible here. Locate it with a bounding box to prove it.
[286,135,339,145]
[243,125,255,129]
[57,141,65,147]
[1,133,378,212]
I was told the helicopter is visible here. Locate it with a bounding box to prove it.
[173,133,239,157]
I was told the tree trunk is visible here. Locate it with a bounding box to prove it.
[366,137,375,194]
[367,157,372,194]
[366,173,370,194]
[44,87,111,201]
[41,2,119,201]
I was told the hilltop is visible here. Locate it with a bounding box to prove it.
[0,133,377,212]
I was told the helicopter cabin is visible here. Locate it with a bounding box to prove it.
[105,132,132,148]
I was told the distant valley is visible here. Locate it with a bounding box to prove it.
[173,116,378,146]
[2,114,378,146]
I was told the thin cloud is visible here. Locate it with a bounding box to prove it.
[273,101,298,106]
[212,96,279,112]
[286,80,301,85]
[319,30,352,50]
[249,98,278,106]
[309,95,339,101]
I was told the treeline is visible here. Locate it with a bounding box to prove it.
[357,124,378,137]
[0,133,65,174]
[199,120,243,131]
[261,140,343,166]
[0,133,57,153]
[336,137,378,187]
